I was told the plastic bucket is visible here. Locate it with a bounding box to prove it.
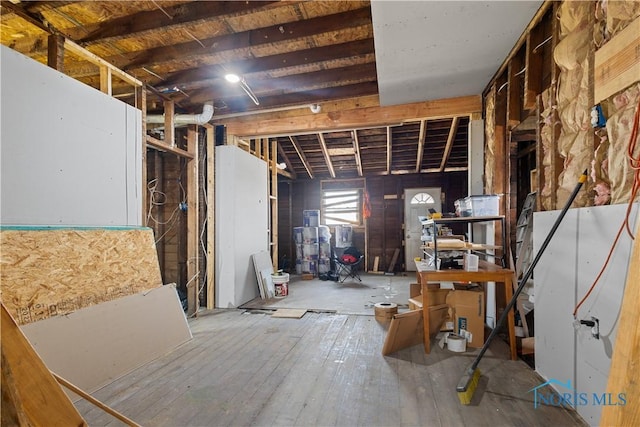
[271,273,289,297]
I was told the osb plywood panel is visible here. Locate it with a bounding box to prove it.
[0,227,162,325]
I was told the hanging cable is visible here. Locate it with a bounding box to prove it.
[573,98,640,318]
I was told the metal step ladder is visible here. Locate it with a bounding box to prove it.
[514,192,536,338]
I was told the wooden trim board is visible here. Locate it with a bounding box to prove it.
[1,303,87,426]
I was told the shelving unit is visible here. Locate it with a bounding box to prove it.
[420,216,506,267]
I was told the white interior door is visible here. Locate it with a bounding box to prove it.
[404,188,441,271]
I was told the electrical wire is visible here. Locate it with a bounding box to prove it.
[573,97,640,318]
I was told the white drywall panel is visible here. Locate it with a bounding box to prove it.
[0,45,142,226]
[21,284,192,399]
[215,145,268,307]
[534,203,638,425]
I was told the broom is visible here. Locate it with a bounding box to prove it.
[456,170,588,404]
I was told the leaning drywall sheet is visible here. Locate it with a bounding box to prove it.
[0,45,142,226]
[534,203,638,424]
[0,226,162,325]
[215,145,268,308]
[21,284,192,399]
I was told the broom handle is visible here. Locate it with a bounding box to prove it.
[468,170,588,372]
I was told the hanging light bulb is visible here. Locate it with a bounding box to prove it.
[224,73,241,83]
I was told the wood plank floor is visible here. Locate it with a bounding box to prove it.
[74,310,587,427]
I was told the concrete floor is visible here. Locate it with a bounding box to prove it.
[241,272,415,315]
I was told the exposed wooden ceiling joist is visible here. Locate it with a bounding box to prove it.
[415,120,426,173]
[317,133,336,179]
[352,130,364,178]
[289,136,313,179]
[440,117,460,172]
[277,142,297,180]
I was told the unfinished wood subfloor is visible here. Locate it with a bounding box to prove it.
[74,310,586,427]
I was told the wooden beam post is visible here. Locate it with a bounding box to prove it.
[507,57,523,129]
[524,23,544,111]
[205,124,215,309]
[186,126,199,316]
[600,222,640,426]
[386,126,392,175]
[99,66,113,95]
[277,142,297,180]
[271,139,278,271]
[47,34,65,72]
[137,86,147,226]
[164,101,175,147]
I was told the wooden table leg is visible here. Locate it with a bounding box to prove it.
[421,281,431,354]
[503,275,517,361]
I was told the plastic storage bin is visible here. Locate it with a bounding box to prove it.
[463,195,500,216]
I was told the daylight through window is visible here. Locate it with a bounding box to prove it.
[321,189,361,225]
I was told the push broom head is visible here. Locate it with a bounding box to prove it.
[456,367,480,405]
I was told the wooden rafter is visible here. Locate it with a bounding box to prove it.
[352,130,363,177]
[277,142,297,180]
[439,117,459,172]
[317,133,336,179]
[289,136,313,179]
[415,119,426,172]
[386,126,392,175]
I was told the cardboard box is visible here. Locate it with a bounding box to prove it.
[445,289,485,348]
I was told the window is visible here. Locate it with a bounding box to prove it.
[410,192,435,204]
[321,189,361,225]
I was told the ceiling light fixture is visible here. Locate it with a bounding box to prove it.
[224,73,241,83]
[224,73,260,106]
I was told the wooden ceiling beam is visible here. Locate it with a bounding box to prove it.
[317,133,336,179]
[175,62,377,96]
[199,81,379,115]
[160,38,376,89]
[224,95,481,137]
[289,136,313,179]
[415,120,426,173]
[352,131,363,177]
[84,7,373,71]
[69,1,280,44]
[439,117,460,172]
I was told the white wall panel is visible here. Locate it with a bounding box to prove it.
[215,145,268,307]
[534,203,638,425]
[0,45,142,226]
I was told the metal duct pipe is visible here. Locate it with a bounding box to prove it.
[146,102,214,125]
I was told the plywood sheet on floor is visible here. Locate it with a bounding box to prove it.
[241,273,413,315]
[75,310,587,427]
[271,308,307,318]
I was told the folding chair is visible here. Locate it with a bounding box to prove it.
[333,246,364,283]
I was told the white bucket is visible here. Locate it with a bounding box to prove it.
[271,273,289,298]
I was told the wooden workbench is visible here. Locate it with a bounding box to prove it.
[417,260,517,360]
